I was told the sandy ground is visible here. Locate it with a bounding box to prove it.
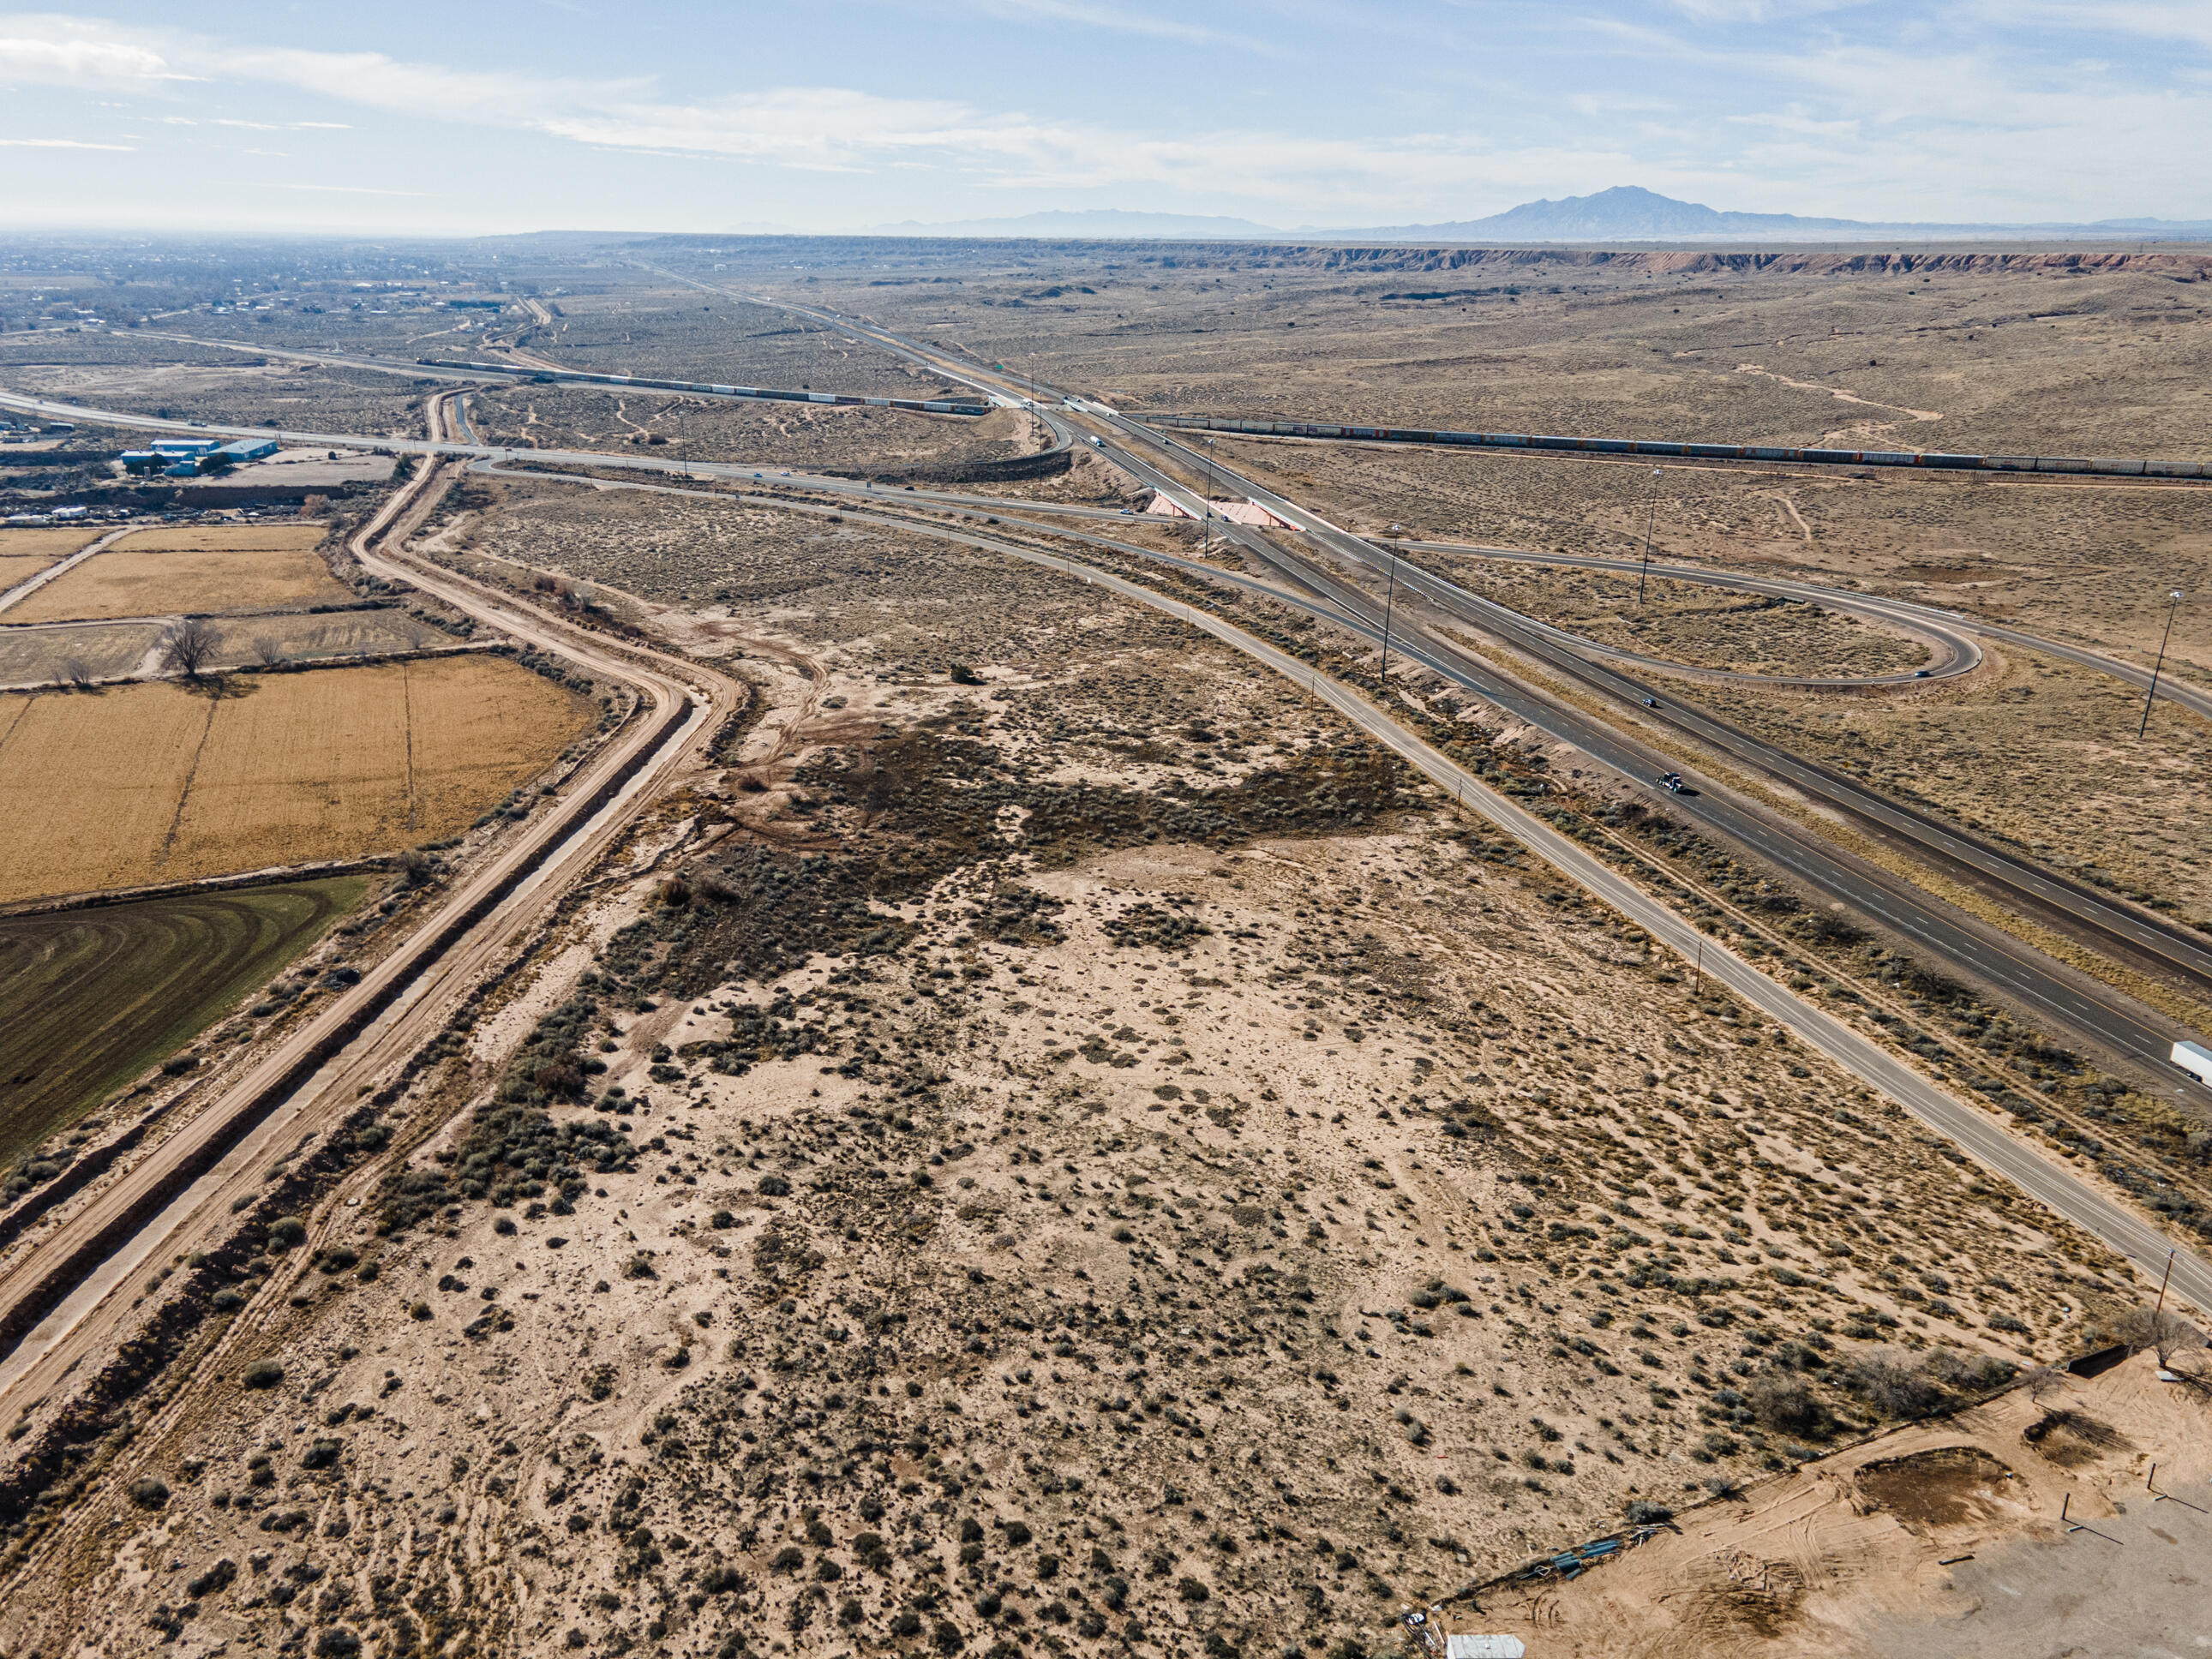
[4,530,2161,1659]
[1457,1350,2211,1659]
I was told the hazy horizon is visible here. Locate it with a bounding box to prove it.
[0,3,2207,237]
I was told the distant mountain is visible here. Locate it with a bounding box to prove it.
[1357,186,1876,241]
[1345,187,2212,243]
[865,189,2212,246]
[870,208,1286,241]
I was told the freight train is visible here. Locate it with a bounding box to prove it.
[417,358,991,419]
[1139,414,2209,479]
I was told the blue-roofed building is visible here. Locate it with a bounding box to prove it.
[217,437,279,462]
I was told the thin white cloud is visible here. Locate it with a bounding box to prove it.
[1983,1,2212,51]
[0,7,2204,226]
[0,135,135,149]
[959,0,1284,55]
[0,29,177,83]
[257,182,434,197]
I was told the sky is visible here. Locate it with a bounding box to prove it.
[0,2,2208,237]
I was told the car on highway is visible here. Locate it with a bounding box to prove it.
[1658,772,1685,793]
[1914,668,1933,678]
[1642,697,1659,708]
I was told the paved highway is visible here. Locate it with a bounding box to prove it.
[665,295,2211,1081]
[5,346,2206,1322]
[1113,417,2206,1075]
[523,449,2210,1319]
[1401,538,2212,725]
[8,386,2203,1072]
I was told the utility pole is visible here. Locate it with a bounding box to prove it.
[2140,588,2183,739]
[1639,467,1663,604]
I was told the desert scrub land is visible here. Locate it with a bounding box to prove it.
[757,243,2212,665]
[465,382,1041,475]
[447,477,1131,673]
[8,508,2152,1659]
[1428,557,1930,679]
[0,656,590,902]
[0,333,435,437]
[503,284,939,398]
[1698,647,2212,926]
[0,874,367,1162]
[4,523,354,624]
[1210,434,2212,672]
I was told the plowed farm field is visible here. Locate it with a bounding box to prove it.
[0,656,590,902]
[0,875,368,1160]
[5,521,353,622]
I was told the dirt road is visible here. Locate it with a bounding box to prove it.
[0,397,742,1425]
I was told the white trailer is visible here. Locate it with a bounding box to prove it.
[2175,1039,2212,1087]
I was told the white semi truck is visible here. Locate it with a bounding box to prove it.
[2175,1039,2212,1087]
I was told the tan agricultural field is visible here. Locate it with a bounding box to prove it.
[0,527,99,560]
[0,656,590,901]
[6,544,356,623]
[110,524,328,553]
[0,555,57,596]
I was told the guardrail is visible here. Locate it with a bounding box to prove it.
[1138,414,2210,479]
[417,359,991,418]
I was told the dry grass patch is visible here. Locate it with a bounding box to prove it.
[108,524,329,553]
[0,556,58,596]
[0,656,590,901]
[0,527,102,560]
[7,546,355,623]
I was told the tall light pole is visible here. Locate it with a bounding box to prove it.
[2140,588,2184,738]
[1201,439,1217,558]
[1638,466,1663,604]
[1379,526,1401,691]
